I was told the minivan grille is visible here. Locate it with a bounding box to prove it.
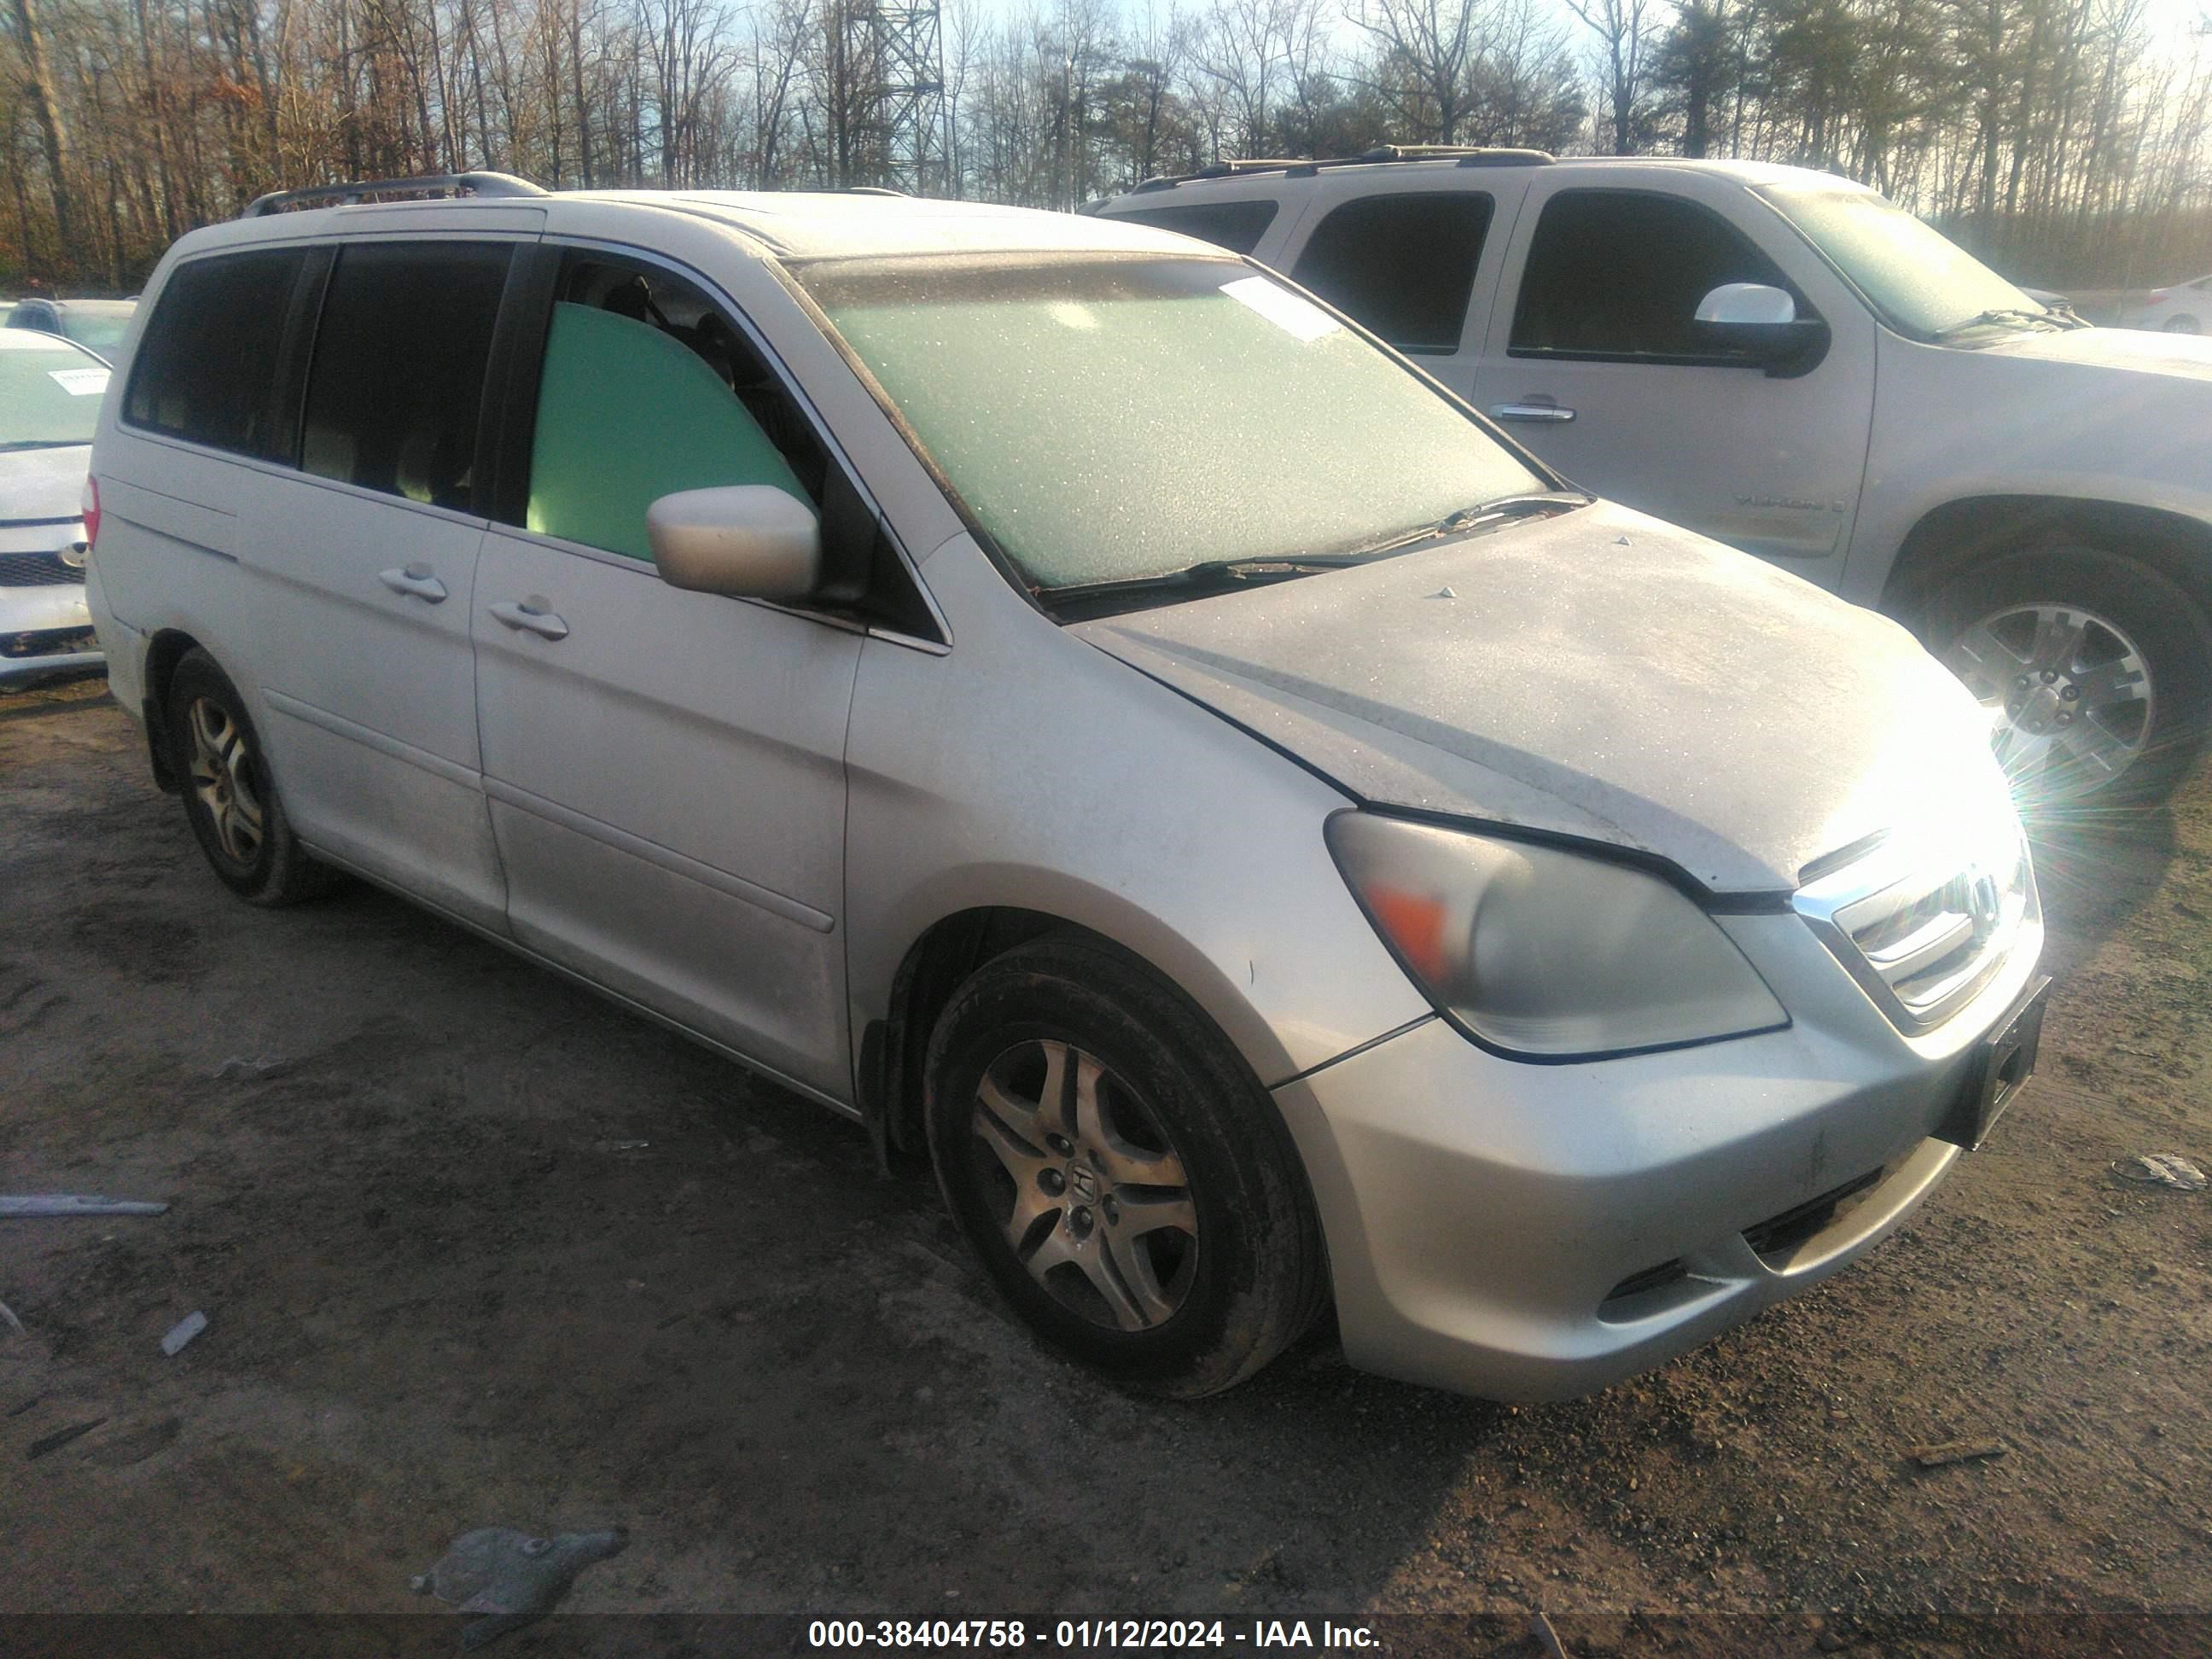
[0,550,84,587]
[1794,818,2036,1033]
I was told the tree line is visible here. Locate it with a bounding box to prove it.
[4,0,2209,292]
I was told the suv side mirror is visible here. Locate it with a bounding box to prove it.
[647,486,822,600]
[1693,282,1830,377]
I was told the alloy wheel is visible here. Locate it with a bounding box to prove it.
[185,696,267,865]
[1943,600,2152,802]
[968,1038,1198,1332]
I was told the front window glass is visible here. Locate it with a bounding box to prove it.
[529,300,807,560]
[1511,189,1795,359]
[1757,186,2037,338]
[1,344,108,448]
[799,254,1543,591]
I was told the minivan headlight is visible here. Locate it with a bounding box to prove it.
[1326,812,1787,1060]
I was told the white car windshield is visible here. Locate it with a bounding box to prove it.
[1758,185,2044,339]
[1,343,108,449]
[798,253,1545,592]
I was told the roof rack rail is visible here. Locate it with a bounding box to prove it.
[1126,143,1553,194]
[242,171,549,218]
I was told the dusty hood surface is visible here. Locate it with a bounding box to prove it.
[1074,503,1996,895]
[0,444,91,527]
[1979,323,2212,382]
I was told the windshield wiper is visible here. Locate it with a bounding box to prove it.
[1037,492,1592,610]
[0,439,85,453]
[1935,307,2069,339]
[1037,556,1351,607]
[1339,490,1592,557]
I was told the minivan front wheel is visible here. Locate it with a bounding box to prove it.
[166,649,333,905]
[924,934,1325,1397]
[1924,546,2212,809]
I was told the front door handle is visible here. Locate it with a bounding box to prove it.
[489,598,570,641]
[1489,402,1577,424]
[378,563,449,602]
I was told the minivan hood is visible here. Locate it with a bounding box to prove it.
[1074,503,1996,895]
[0,444,91,526]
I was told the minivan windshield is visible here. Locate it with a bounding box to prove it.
[0,342,107,449]
[798,253,1545,592]
[1756,186,2044,340]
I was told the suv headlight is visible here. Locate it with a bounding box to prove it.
[1326,812,1787,1060]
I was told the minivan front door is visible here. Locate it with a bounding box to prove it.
[471,253,864,1103]
[1465,179,1877,583]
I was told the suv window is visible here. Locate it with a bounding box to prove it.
[1105,199,1280,256]
[1511,189,1796,359]
[523,256,828,563]
[1290,192,1493,354]
[301,242,512,509]
[124,250,305,457]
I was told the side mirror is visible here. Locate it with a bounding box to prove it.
[647,486,822,601]
[1693,282,1830,377]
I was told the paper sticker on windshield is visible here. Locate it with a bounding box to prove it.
[48,369,109,397]
[1220,276,1340,343]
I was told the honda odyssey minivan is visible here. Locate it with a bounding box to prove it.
[84,173,2047,1400]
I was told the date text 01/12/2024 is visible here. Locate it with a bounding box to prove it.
[806,1620,1382,1650]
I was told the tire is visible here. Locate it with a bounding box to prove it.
[923,932,1326,1398]
[1920,545,2212,809]
[2162,314,2200,335]
[165,649,335,905]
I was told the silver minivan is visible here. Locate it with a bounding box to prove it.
[84,174,2048,1401]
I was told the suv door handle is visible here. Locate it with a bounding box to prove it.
[489,598,570,641]
[378,564,449,602]
[1489,402,1577,424]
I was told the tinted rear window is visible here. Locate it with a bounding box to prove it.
[124,251,304,457]
[1290,193,1492,353]
[1104,199,1280,255]
[301,242,511,510]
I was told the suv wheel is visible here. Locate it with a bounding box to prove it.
[166,649,335,905]
[2162,314,2200,334]
[924,933,1326,1398]
[1924,545,2212,808]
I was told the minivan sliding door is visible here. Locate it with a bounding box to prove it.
[245,237,522,929]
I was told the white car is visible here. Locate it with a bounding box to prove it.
[1097,150,2212,806]
[86,175,2044,1402]
[2123,276,2210,335]
[1,329,108,684]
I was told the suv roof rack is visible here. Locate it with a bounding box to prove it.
[1126,144,1553,194]
[242,171,550,218]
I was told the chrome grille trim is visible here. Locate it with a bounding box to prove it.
[1794,823,2038,1033]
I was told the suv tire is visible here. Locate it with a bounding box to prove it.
[1922,544,2212,808]
[924,932,1326,1397]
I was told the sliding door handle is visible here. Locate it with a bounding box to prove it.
[1489,402,1577,424]
[489,598,570,641]
[377,564,449,602]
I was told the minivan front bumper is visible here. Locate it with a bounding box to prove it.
[1272,910,2044,1401]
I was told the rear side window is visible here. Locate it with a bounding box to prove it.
[1103,199,1280,256]
[301,242,511,509]
[124,250,304,457]
[1290,193,1492,353]
[1511,189,1795,359]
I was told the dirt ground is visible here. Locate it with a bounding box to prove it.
[2,674,2208,1656]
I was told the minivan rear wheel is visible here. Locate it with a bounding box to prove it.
[923,933,1326,1398]
[1923,545,2212,810]
[166,649,335,905]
